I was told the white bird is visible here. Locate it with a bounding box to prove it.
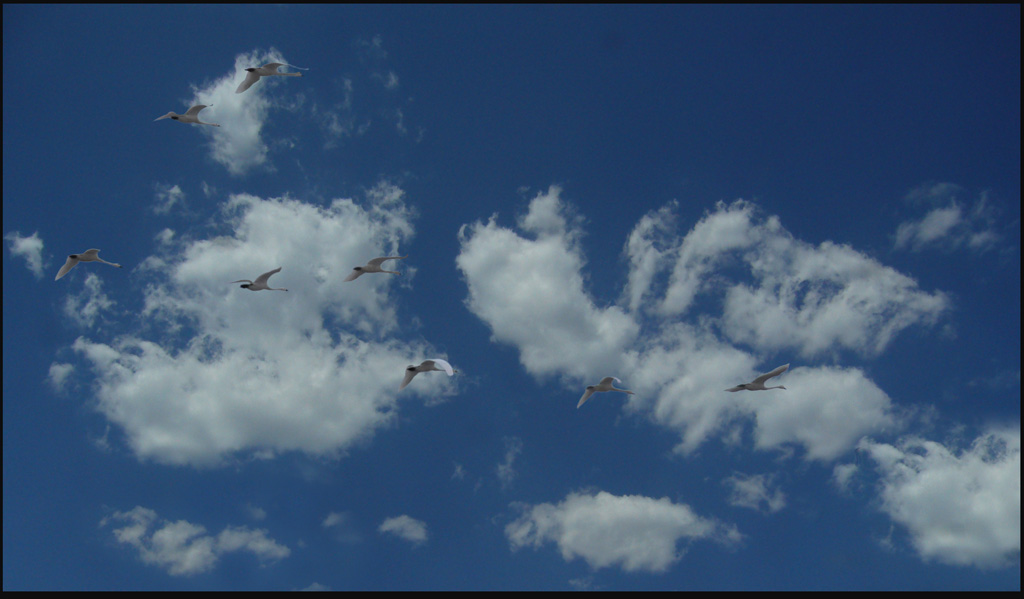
[230,267,288,291]
[154,104,220,127]
[578,376,635,409]
[726,364,789,392]
[344,256,408,282]
[400,359,456,390]
[55,249,123,281]
[235,63,304,94]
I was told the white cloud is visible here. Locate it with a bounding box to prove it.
[187,48,300,176]
[747,366,899,461]
[506,490,740,573]
[322,511,362,545]
[47,362,75,392]
[102,506,289,576]
[63,273,116,328]
[153,183,186,215]
[832,463,859,492]
[664,201,950,359]
[894,182,1003,253]
[70,183,451,467]
[723,472,786,513]
[5,230,46,278]
[860,427,1020,568]
[457,190,929,460]
[321,512,347,528]
[378,515,428,545]
[457,186,639,384]
[496,436,523,489]
[244,504,267,521]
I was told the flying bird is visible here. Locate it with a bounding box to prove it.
[344,256,408,282]
[55,249,123,281]
[235,62,305,94]
[578,376,635,409]
[400,359,456,390]
[230,267,288,291]
[726,364,789,392]
[154,104,220,127]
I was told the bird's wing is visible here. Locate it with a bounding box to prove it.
[599,376,620,386]
[254,267,282,286]
[236,71,261,93]
[185,105,207,117]
[577,388,596,408]
[399,369,418,390]
[752,364,789,386]
[55,256,78,280]
[430,359,454,376]
[263,63,285,72]
[343,269,364,282]
[367,256,405,268]
[228,279,253,285]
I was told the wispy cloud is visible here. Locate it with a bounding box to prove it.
[322,511,361,545]
[102,506,289,576]
[893,182,1004,253]
[378,515,428,545]
[723,472,787,513]
[496,436,523,489]
[47,362,75,392]
[506,490,741,573]
[153,183,186,215]
[5,230,46,278]
[63,273,116,329]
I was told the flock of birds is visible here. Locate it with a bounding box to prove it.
[60,62,794,405]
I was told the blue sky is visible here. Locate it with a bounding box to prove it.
[3,5,1019,591]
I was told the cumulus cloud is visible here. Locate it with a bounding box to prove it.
[457,189,933,460]
[860,427,1020,568]
[723,472,786,513]
[506,490,740,573]
[378,515,428,545]
[457,186,639,384]
[69,183,451,467]
[894,182,1003,253]
[102,506,289,576]
[5,230,46,278]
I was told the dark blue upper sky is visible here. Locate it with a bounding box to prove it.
[4,5,1019,590]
